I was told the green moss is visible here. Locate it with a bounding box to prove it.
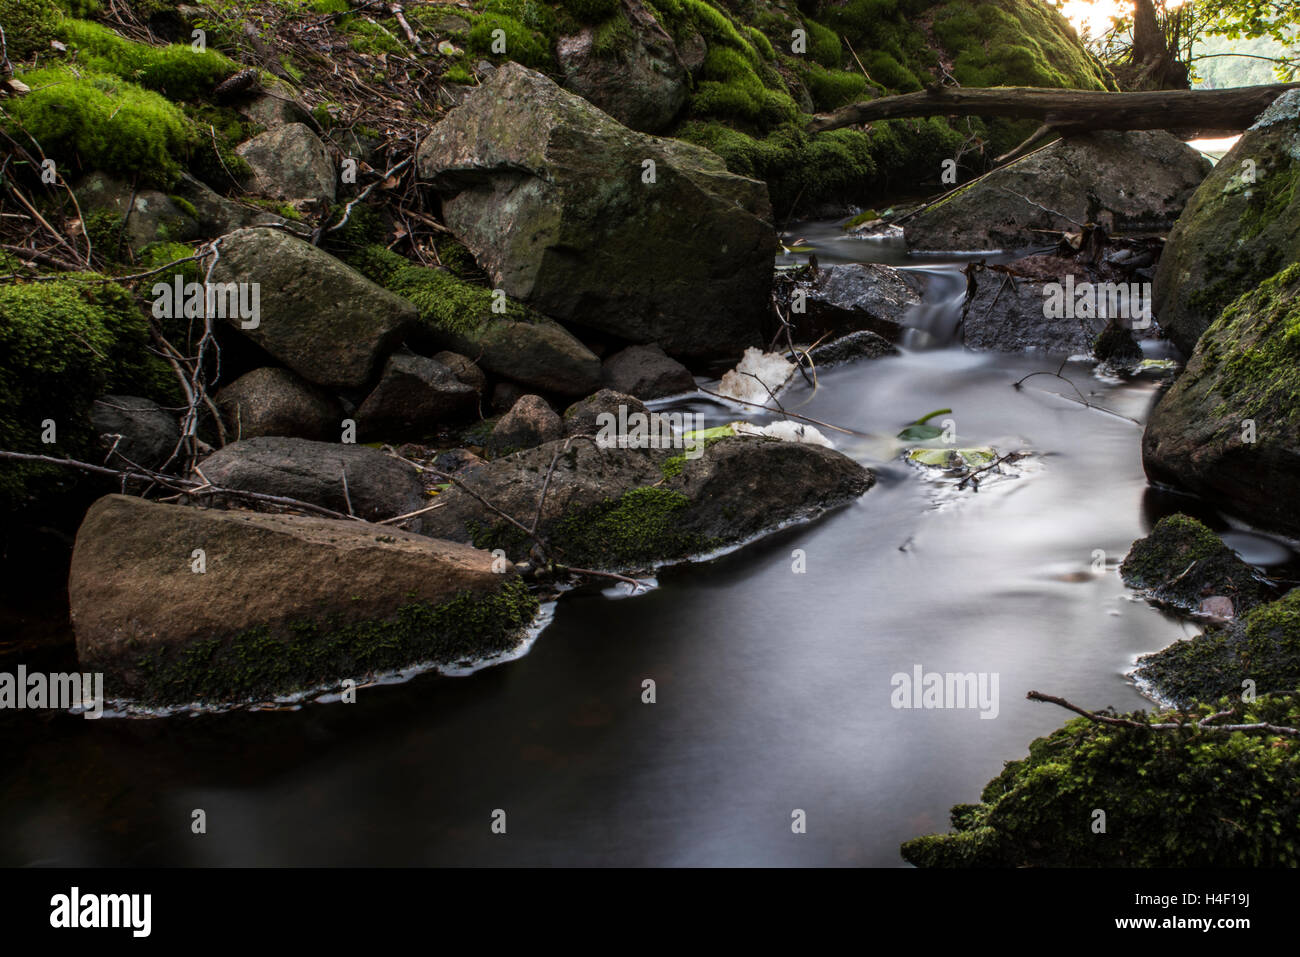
[347,244,535,338]
[799,62,869,111]
[0,0,61,60]
[800,17,841,69]
[57,19,239,101]
[843,209,879,230]
[0,277,170,508]
[5,67,197,187]
[343,17,406,55]
[1197,264,1300,424]
[1120,513,1267,612]
[443,64,476,84]
[902,691,1300,867]
[131,579,540,703]
[550,486,715,568]
[465,0,557,69]
[744,25,774,60]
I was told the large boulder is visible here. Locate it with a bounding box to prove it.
[69,494,537,703]
[420,433,874,571]
[355,352,478,440]
[904,131,1211,252]
[215,366,341,441]
[1154,90,1300,356]
[556,0,688,134]
[793,263,922,342]
[197,437,428,527]
[1143,263,1300,537]
[210,227,417,390]
[235,122,336,205]
[416,63,777,358]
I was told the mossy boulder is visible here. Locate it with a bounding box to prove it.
[1154,89,1300,357]
[904,131,1211,252]
[1135,589,1300,708]
[0,274,169,509]
[1120,514,1268,615]
[900,692,1300,867]
[208,227,417,391]
[68,494,538,704]
[1142,264,1300,537]
[556,0,690,133]
[416,62,777,359]
[347,244,602,397]
[420,432,874,570]
[75,171,200,251]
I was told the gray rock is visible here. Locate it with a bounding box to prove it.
[235,122,336,204]
[76,172,198,251]
[172,173,287,237]
[487,394,564,455]
[234,79,312,129]
[355,352,478,441]
[90,395,179,470]
[197,436,427,527]
[1154,89,1300,356]
[215,366,341,441]
[437,317,601,397]
[556,0,688,133]
[209,227,417,390]
[798,263,922,341]
[904,131,1212,252]
[808,330,899,366]
[432,351,487,393]
[601,344,695,398]
[417,63,777,358]
[69,494,534,703]
[562,389,649,437]
[421,434,875,571]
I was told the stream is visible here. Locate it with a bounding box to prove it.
[4,219,1290,866]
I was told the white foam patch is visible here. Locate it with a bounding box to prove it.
[717,347,795,406]
[729,419,834,447]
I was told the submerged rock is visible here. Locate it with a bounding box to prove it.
[789,263,921,343]
[69,494,536,703]
[197,437,428,528]
[416,63,777,358]
[1120,514,1268,614]
[904,131,1211,252]
[1154,89,1300,357]
[807,330,899,367]
[1142,264,1300,537]
[420,434,874,571]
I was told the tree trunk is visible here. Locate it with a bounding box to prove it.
[806,83,1299,135]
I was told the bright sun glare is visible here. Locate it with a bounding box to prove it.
[1057,0,1187,39]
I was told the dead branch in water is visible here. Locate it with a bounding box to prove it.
[1027,690,1300,737]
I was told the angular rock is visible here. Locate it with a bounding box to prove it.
[77,172,198,251]
[355,352,478,441]
[234,79,312,129]
[601,343,695,398]
[904,131,1211,252]
[235,122,336,204]
[421,434,874,571]
[438,317,601,397]
[808,330,898,366]
[563,389,649,437]
[69,494,537,702]
[556,0,688,133]
[487,394,564,455]
[1120,514,1268,614]
[432,350,487,393]
[197,437,427,527]
[173,172,286,237]
[416,63,777,358]
[1143,263,1300,536]
[795,263,922,342]
[1154,89,1300,356]
[90,395,179,470]
[215,366,341,441]
[209,227,416,390]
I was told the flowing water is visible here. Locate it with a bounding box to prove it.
[3,221,1292,866]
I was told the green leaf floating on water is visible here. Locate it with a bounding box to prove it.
[897,408,951,441]
[907,447,997,469]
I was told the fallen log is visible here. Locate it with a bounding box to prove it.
[806,83,1300,135]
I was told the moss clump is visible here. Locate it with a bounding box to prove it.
[902,692,1300,867]
[1120,513,1267,612]
[465,0,557,70]
[1197,264,1300,425]
[692,44,799,126]
[0,277,170,508]
[1137,589,1300,707]
[800,17,842,69]
[0,0,61,60]
[550,486,715,568]
[132,579,539,703]
[798,62,869,111]
[4,67,196,187]
[57,19,239,100]
[347,244,535,338]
